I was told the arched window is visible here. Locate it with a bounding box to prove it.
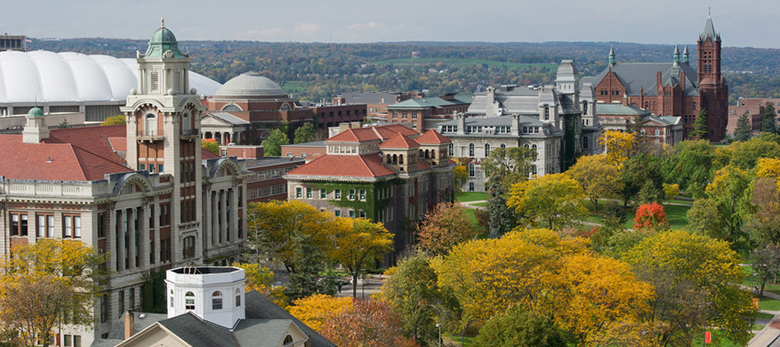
[484,144,490,156]
[145,114,157,136]
[431,149,436,158]
[582,102,588,114]
[185,291,195,310]
[500,143,506,149]
[169,289,174,308]
[212,291,223,310]
[399,154,404,164]
[524,144,530,149]
[392,154,398,164]
[182,112,190,132]
[583,136,589,149]
[531,144,537,151]
[386,154,391,164]
[284,335,294,345]
[468,163,475,177]
[468,143,475,156]
[425,149,430,158]
[419,149,424,157]
[469,182,475,191]
[544,106,550,120]
[235,288,242,307]
[448,143,454,156]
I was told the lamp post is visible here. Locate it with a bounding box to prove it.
[436,323,442,347]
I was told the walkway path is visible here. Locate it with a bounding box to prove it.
[459,200,487,210]
[749,290,780,347]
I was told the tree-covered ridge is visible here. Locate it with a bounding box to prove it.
[30,39,780,102]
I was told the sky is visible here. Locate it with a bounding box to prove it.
[2,0,778,48]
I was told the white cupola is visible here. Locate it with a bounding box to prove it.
[165,266,246,329]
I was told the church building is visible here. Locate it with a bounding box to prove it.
[585,12,728,142]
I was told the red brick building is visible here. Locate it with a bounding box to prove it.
[727,98,780,135]
[385,93,472,132]
[585,13,728,142]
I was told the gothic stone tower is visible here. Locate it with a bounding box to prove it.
[121,20,205,263]
[697,11,729,142]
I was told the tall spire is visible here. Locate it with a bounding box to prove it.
[682,46,689,64]
[608,46,615,66]
[701,9,720,42]
[673,45,680,66]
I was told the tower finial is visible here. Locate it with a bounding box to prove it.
[608,46,615,66]
[708,7,711,17]
[161,17,165,28]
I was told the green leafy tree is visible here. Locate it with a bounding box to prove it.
[293,122,316,144]
[261,128,290,156]
[287,232,325,299]
[507,173,587,229]
[690,108,708,140]
[661,140,715,197]
[620,153,664,206]
[0,239,106,347]
[480,146,537,190]
[687,165,755,251]
[714,136,780,171]
[380,252,458,345]
[473,308,566,347]
[734,111,753,142]
[750,177,780,244]
[762,103,777,134]
[330,218,394,298]
[624,230,757,347]
[100,114,126,126]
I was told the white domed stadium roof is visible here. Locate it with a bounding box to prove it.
[214,72,287,98]
[0,50,222,105]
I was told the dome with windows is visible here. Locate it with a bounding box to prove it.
[214,72,288,99]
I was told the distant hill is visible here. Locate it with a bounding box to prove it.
[28,39,780,102]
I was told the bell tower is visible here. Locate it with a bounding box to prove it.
[121,19,205,262]
[696,10,728,142]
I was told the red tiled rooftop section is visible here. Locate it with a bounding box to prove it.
[286,154,395,178]
[202,148,220,160]
[417,159,431,170]
[379,132,420,149]
[416,129,451,144]
[326,124,418,143]
[45,125,126,166]
[108,137,127,152]
[372,124,419,138]
[0,135,131,181]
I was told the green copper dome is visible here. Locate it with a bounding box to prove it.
[27,106,44,118]
[144,19,187,58]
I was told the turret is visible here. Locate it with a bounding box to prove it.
[682,46,689,64]
[608,46,616,66]
[21,107,49,144]
[673,45,680,66]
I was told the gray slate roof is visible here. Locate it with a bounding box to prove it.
[244,291,336,347]
[596,103,651,116]
[701,14,720,41]
[234,319,299,347]
[589,62,699,97]
[158,313,240,347]
[206,112,251,125]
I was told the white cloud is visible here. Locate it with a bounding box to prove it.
[293,22,321,36]
[348,22,383,30]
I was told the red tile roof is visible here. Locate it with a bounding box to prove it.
[417,159,431,170]
[286,154,395,178]
[108,137,126,152]
[379,133,420,149]
[326,124,419,143]
[416,129,451,144]
[45,125,126,166]
[202,148,220,160]
[372,124,419,139]
[0,134,131,181]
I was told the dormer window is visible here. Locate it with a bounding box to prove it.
[544,106,550,120]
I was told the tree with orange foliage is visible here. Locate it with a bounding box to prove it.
[416,202,476,256]
[320,299,419,347]
[633,202,670,232]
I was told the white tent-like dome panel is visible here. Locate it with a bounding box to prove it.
[0,50,222,106]
[29,51,80,102]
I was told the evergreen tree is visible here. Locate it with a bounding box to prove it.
[690,108,708,140]
[761,103,777,134]
[733,111,753,142]
[287,232,324,300]
[486,177,515,238]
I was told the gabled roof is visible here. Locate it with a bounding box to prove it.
[157,312,239,347]
[244,291,335,347]
[589,62,698,97]
[379,132,419,149]
[204,112,250,125]
[0,134,131,181]
[596,103,651,116]
[387,97,457,109]
[326,124,418,143]
[285,154,395,179]
[416,129,451,144]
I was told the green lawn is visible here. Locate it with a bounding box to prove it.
[754,324,766,330]
[692,331,748,347]
[664,204,691,229]
[757,312,775,320]
[444,332,474,347]
[759,297,780,311]
[472,202,488,207]
[280,80,309,94]
[456,192,487,202]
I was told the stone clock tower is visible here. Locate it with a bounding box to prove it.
[121,19,205,263]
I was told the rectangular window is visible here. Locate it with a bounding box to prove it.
[349,189,355,200]
[359,210,366,218]
[335,189,341,199]
[149,164,155,173]
[296,187,302,198]
[158,164,163,173]
[349,210,355,218]
[321,189,327,199]
[359,189,366,200]
[139,163,145,171]
[236,294,241,307]
[334,210,341,217]
[63,215,81,238]
[10,213,28,236]
[306,188,312,198]
[74,336,81,347]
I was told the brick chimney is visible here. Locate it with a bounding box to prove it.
[124,311,135,339]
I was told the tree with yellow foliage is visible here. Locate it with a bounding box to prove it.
[598,130,635,167]
[288,294,353,331]
[623,230,756,347]
[566,155,623,211]
[100,114,126,126]
[507,173,587,229]
[329,218,394,298]
[0,239,106,347]
[435,228,654,345]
